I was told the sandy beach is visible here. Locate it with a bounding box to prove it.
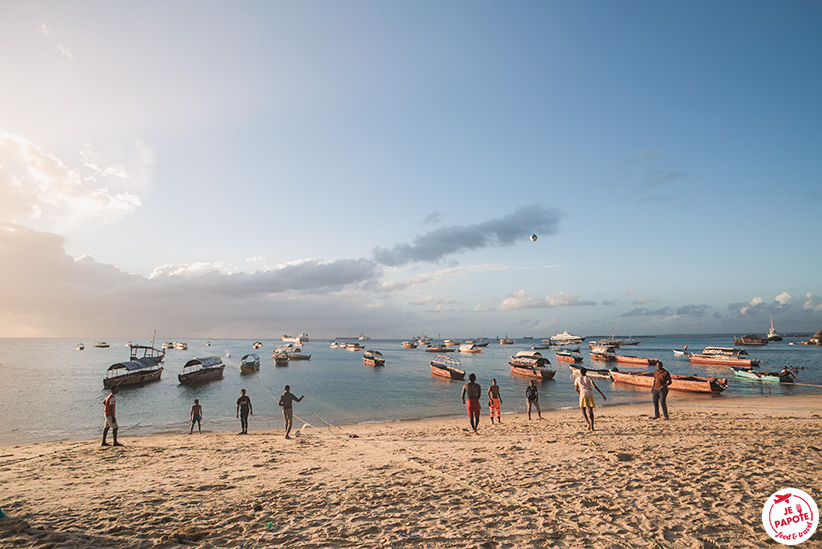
[1,395,820,548]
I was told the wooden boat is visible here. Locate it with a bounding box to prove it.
[174,342,188,351]
[614,353,661,366]
[401,340,419,349]
[531,344,551,350]
[688,347,760,367]
[499,336,515,345]
[162,342,175,349]
[731,366,795,383]
[75,343,85,351]
[621,334,641,346]
[430,355,465,380]
[610,371,727,393]
[273,353,289,366]
[458,343,482,354]
[509,351,556,380]
[590,345,617,362]
[104,358,163,388]
[344,343,365,352]
[464,336,489,347]
[555,349,583,363]
[363,349,385,367]
[569,364,616,379]
[588,329,622,349]
[283,333,309,344]
[252,341,263,349]
[284,347,311,361]
[425,344,454,353]
[443,339,462,346]
[733,334,768,346]
[673,349,688,356]
[94,342,110,348]
[128,343,166,364]
[178,356,225,385]
[240,353,261,374]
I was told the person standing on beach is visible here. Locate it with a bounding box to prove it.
[102,385,122,447]
[278,385,305,439]
[236,389,252,434]
[525,380,542,420]
[190,399,202,434]
[574,367,606,431]
[488,378,502,424]
[652,362,672,420]
[461,373,481,434]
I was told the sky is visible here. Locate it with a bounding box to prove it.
[1,1,821,339]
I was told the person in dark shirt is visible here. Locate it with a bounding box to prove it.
[525,380,542,420]
[461,374,481,434]
[652,363,672,419]
[236,389,252,434]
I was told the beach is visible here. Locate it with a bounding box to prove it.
[1,395,820,548]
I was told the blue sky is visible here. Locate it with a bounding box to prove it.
[1,1,820,338]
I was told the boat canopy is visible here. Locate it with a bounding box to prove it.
[184,356,224,369]
[431,355,461,368]
[241,353,260,363]
[590,346,616,354]
[107,358,159,372]
[514,350,542,358]
[364,349,383,357]
[701,347,750,357]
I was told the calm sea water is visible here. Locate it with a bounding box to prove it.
[1,336,820,446]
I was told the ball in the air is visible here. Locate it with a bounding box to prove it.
[530,234,538,242]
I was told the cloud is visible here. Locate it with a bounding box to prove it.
[621,304,710,317]
[641,170,687,189]
[727,292,799,317]
[801,292,822,312]
[38,22,73,60]
[0,224,391,336]
[0,131,150,230]
[632,296,659,305]
[498,290,596,311]
[372,204,562,266]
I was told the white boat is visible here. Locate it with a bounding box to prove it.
[358,333,370,341]
[549,331,585,344]
[282,333,309,344]
[75,343,85,351]
[767,315,782,342]
[94,342,110,348]
[174,342,188,351]
[345,342,365,352]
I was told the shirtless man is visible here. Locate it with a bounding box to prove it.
[190,399,202,434]
[461,373,481,434]
[488,378,502,424]
[278,385,305,439]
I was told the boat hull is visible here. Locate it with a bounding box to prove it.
[731,366,794,383]
[614,355,660,366]
[104,368,163,388]
[240,364,260,374]
[363,358,385,367]
[555,352,583,363]
[688,355,759,367]
[611,371,726,393]
[178,366,225,385]
[568,365,613,379]
[509,364,556,380]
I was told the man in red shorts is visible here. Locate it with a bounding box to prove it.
[461,373,481,434]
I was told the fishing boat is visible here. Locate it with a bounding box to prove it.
[730,366,795,383]
[569,364,616,379]
[162,342,175,349]
[673,348,689,356]
[549,331,586,344]
[611,371,727,393]
[283,346,311,360]
[464,336,490,347]
[622,333,641,346]
[415,335,433,346]
[614,353,661,366]
[174,342,189,351]
[499,335,515,345]
[590,345,617,362]
[329,341,343,349]
[252,341,263,349]
[401,340,419,349]
[128,343,166,364]
[178,356,225,385]
[509,351,556,380]
[430,355,465,380]
[282,333,309,344]
[75,343,85,351]
[344,342,365,352]
[458,343,483,353]
[103,358,163,388]
[555,349,583,363]
[94,342,110,348]
[531,344,551,350]
[688,347,760,367]
[443,338,462,346]
[363,349,386,367]
[240,353,261,374]
[273,353,289,366]
[767,315,783,342]
[425,344,454,353]
[733,334,768,346]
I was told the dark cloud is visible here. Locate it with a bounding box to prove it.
[621,304,710,317]
[372,204,562,266]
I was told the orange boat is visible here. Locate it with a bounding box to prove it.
[611,371,727,393]
[429,355,465,380]
[590,346,617,362]
[614,354,661,366]
[458,343,483,354]
[555,350,583,363]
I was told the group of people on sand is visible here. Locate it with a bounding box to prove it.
[101,385,306,446]
[458,362,674,434]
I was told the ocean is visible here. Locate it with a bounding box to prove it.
[1,336,820,446]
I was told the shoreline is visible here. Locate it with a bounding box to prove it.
[1,394,820,547]
[2,390,820,448]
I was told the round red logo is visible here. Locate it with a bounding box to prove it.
[762,488,819,545]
